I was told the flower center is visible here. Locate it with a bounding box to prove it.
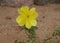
[27,15,29,18]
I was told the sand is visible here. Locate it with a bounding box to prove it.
[0,4,60,43]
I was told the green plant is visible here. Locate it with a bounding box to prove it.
[14,26,38,43]
[14,6,38,43]
[43,27,60,43]
[14,40,25,43]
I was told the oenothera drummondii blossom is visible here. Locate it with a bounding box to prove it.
[16,6,38,29]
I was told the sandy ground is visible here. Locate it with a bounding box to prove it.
[0,4,60,43]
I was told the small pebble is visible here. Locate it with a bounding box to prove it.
[5,17,12,20]
[42,16,45,19]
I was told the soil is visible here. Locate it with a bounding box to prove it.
[0,4,60,43]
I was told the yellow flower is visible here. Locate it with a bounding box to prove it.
[16,6,38,29]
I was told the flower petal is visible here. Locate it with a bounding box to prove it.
[25,20,32,29]
[18,6,29,15]
[16,6,38,29]
[31,20,37,26]
[29,8,38,19]
[16,15,26,26]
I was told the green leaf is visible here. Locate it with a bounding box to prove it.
[55,27,60,32]
[46,40,53,43]
[19,42,25,43]
[14,40,18,43]
[52,27,60,36]
[52,32,57,37]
